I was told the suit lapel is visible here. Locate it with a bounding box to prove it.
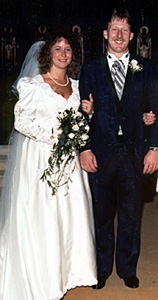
[99,55,121,105]
[121,67,133,103]
[121,54,141,104]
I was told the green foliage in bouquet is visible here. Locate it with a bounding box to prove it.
[41,107,90,196]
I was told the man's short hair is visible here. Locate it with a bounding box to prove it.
[105,8,132,31]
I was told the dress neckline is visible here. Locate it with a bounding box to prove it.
[39,74,74,101]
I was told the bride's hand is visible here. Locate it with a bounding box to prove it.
[81,93,94,115]
[143,111,156,125]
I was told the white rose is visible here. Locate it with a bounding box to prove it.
[72,124,79,131]
[68,133,75,139]
[85,125,90,131]
[81,134,89,141]
[72,113,76,119]
[131,59,138,66]
[76,111,82,117]
[79,121,84,126]
[61,154,66,160]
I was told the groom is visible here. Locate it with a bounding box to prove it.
[79,8,158,289]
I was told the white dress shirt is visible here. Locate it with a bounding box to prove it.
[107,52,129,135]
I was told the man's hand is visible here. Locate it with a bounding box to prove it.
[81,93,94,115]
[143,150,158,174]
[80,151,98,173]
[143,111,156,126]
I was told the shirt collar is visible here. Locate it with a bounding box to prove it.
[107,52,129,62]
[107,52,130,73]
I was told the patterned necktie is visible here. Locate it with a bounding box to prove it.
[111,60,125,99]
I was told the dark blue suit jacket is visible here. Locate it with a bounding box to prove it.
[79,54,158,177]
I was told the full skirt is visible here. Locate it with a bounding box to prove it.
[0,131,97,300]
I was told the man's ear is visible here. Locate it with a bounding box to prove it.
[130,32,134,41]
[103,30,108,40]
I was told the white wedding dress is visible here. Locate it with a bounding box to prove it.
[0,75,97,300]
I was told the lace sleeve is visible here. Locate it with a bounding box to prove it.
[14,77,57,145]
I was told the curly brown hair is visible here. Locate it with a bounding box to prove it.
[37,28,78,74]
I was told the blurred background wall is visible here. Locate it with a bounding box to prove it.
[1,0,158,144]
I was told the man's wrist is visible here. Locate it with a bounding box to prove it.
[149,147,158,151]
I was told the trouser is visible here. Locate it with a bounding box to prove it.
[89,144,143,278]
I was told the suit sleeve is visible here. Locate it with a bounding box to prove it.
[79,64,92,101]
[148,63,158,147]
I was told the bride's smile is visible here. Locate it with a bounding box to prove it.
[51,37,72,70]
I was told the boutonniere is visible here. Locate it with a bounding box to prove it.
[129,59,143,73]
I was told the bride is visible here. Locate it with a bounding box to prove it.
[0,29,97,300]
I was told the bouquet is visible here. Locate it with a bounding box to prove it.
[41,107,90,196]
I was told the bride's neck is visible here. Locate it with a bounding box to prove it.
[49,67,67,80]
